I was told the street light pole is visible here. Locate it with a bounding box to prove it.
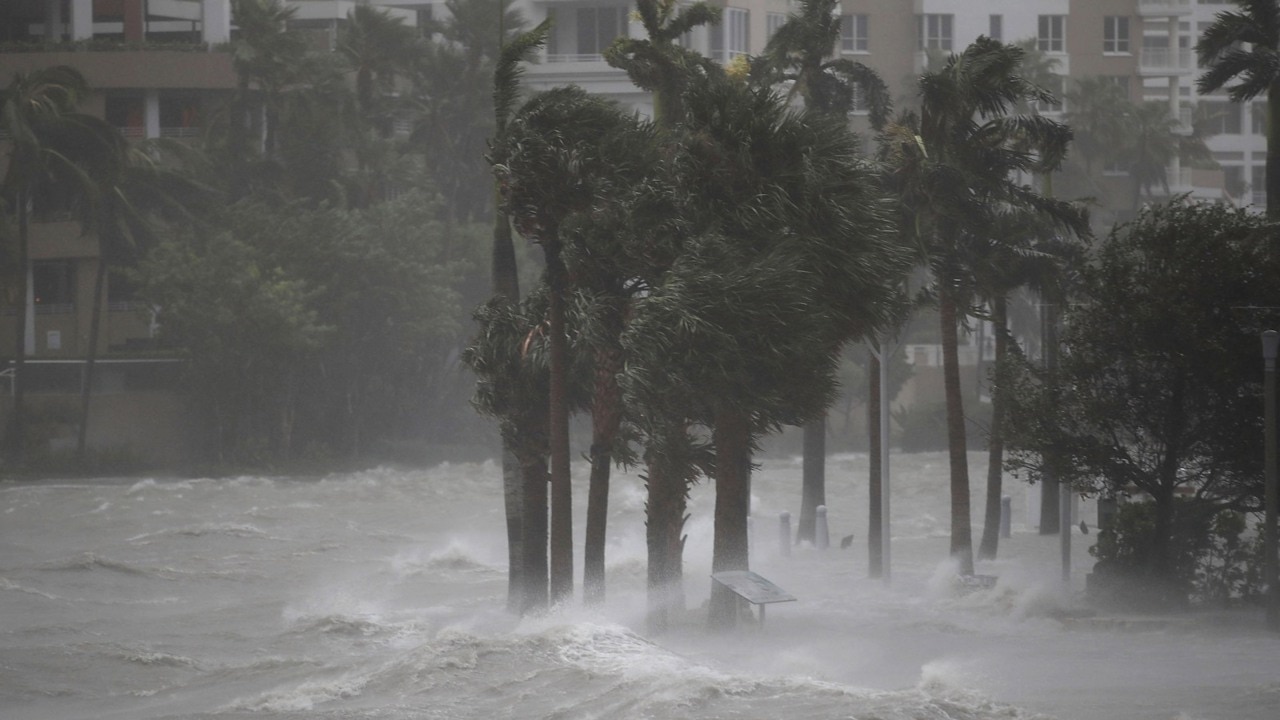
[1262,330,1278,632]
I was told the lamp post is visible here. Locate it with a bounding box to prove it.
[1263,330,1278,632]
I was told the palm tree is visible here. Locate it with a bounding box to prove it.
[1123,101,1186,211]
[488,18,547,613]
[76,139,213,467]
[1197,0,1280,217]
[0,66,107,465]
[500,87,648,606]
[604,0,722,129]
[1063,76,1129,180]
[751,0,892,548]
[337,4,416,131]
[887,38,1086,575]
[228,0,305,186]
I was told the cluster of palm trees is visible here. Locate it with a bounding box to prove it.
[1,66,202,467]
[470,0,1092,629]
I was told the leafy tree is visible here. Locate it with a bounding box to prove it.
[1004,202,1280,587]
[1197,0,1280,217]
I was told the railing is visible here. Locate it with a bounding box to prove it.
[1137,0,1192,14]
[1139,47,1193,74]
[545,53,607,63]
[35,303,75,315]
[0,39,218,53]
[116,126,145,138]
[159,126,201,138]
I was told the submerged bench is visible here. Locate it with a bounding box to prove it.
[711,570,796,625]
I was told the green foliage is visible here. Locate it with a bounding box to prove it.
[1005,202,1280,505]
[1090,501,1264,609]
[137,192,484,464]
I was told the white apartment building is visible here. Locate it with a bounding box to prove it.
[2,0,1262,214]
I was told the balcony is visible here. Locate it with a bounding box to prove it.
[1137,0,1192,16]
[1139,47,1193,75]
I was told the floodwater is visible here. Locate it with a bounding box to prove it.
[1,451,1276,720]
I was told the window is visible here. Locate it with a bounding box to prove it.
[767,12,786,42]
[1038,15,1065,53]
[575,5,628,58]
[841,14,868,52]
[104,94,145,138]
[711,8,749,62]
[1104,16,1129,53]
[33,261,75,311]
[918,14,952,51]
[989,14,1002,42]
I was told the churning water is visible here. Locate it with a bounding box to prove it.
[2,452,1276,720]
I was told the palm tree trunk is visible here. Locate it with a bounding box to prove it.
[545,243,574,605]
[867,347,882,577]
[978,294,1008,560]
[709,405,752,630]
[645,440,687,634]
[520,452,549,614]
[8,190,30,466]
[76,254,109,466]
[493,181,523,613]
[940,284,974,576]
[584,335,623,605]
[797,416,826,544]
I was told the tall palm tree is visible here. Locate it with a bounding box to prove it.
[1063,76,1129,180]
[751,0,892,548]
[888,38,1086,575]
[604,0,721,129]
[228,0,304,184]
[489,18,547,613]
[500,86,648,606]
[0,66,106,465]
[337,4,417,130]
[1197,0,1280,217]
[76,139,213,466]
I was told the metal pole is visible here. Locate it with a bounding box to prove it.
[1061,481,1071,585]
[1262,330,1278,632]
[879,336,892,584]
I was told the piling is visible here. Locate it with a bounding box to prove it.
[1000,496,1012,539]
[816,505,829,550]
[779,512,791,557]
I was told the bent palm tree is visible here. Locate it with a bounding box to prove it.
[1,66,110,465]
[1197,0,1280,217]
[890,38,1087,575]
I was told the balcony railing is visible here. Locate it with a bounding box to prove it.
[546,53,607,63]
[159,126,202,139]
[1139,47,1193,74]
[1138,0,1192,15]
